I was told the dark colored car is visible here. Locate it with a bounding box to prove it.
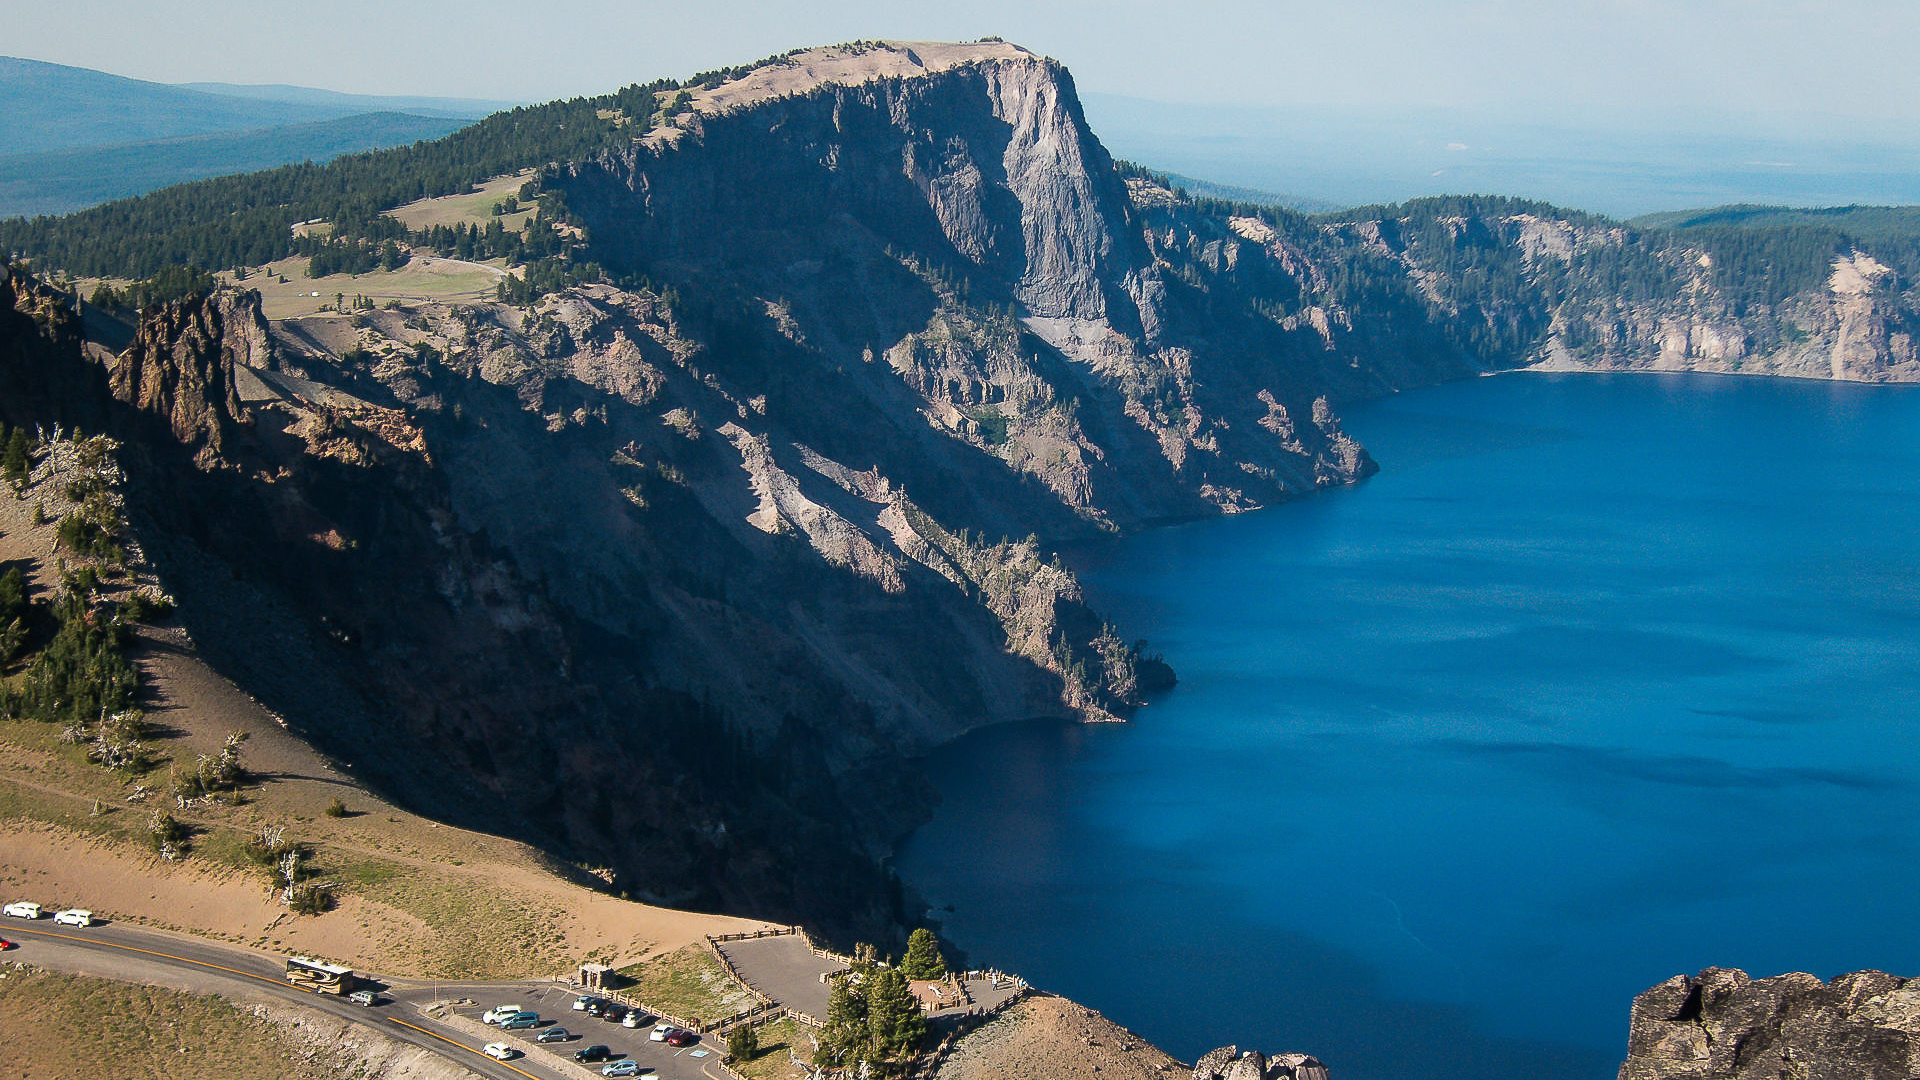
[602,1005,628,1022]
[585,1001,608,1017]
[575,1045,613,1063]
[665,1028,698,1047]
[536,1026,572,1043]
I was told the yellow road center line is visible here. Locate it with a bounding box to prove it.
[384,1015,545,1079]
[4,924,287,987]
[7,924,549,1079]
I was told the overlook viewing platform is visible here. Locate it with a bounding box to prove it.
[710,929,1027,1027]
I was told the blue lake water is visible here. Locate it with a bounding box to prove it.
[892,372,1920,1079]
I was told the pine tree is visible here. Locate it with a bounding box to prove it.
[0,566,28,662]
[818,974,869,1067]
[866,967,927,1065]
[899,928,945,980]
[726,1023,758,1062]
[2,427,32,488]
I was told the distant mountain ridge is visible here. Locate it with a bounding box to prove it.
[0,55,511,218]
[0,55,344,155]
[1081,91,1920,218]
[177,80,517,119]
[1630,202,1920,238]
[0,111,472,218]
[1149,169,1342,214]
[0,56,507,155]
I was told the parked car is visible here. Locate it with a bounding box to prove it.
[573,995,605,1012]
[482,1004,528,1025]
[0,937,13,950]
[52,909,92,927]
[500,1012,540,1029]
[536,1026,571,1043]
[602,1062,647,1078]
[348,990,378,1007]
[585,1001,608,1017]
[483,1042,515,1060]
[620,1009,649,1028]
[574,1044,613,1063]
[649,1023,673,1041]
[665,1028,698,1047]
[602,1004,628,1023]
[2,902,41,919]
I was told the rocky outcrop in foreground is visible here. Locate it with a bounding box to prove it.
[1621,967,1920,1080]
[1194,1046,1329,1080]
[933,994,1184,1080]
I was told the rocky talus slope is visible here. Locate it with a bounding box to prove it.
[1620,967,1920,1080]
[1193,1046,1330,1080]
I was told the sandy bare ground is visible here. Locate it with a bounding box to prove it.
[934,994,1185,1080]
[0,823,431,960]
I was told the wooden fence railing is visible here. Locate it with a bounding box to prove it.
[709,926,802,944]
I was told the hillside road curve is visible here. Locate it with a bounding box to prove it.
[0,916,573,1080]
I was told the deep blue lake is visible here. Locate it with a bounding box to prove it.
[892,372,1920,1080]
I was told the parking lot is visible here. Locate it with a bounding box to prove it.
[438,984,721,1078]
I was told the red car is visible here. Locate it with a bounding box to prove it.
[0,938,13,950]
[664,1029,698,1047]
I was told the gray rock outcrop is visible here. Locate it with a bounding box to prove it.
[109,288,266,465]
[1620,967,1920,1080]
[1194,1045,1329,1080]
[569,42,1377,528]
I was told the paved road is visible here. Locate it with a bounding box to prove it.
[0,918,571,1080]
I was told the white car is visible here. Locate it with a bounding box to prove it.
[1,902,40,919]
[481,1004,524,1025]
[483,1042,516,1060]
[52,909,92,927]
[650,1022,673,1041]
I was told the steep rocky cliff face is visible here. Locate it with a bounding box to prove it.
[110,288,267,464]
[11,45,1348,940]
[0,265,110,431]
[9,39,1914,951]
[1305,202,1920,383]
[1621,967,1920,1080]
[565,42,1375,525]
[1536,248,1920,381]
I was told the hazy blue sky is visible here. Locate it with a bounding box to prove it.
[9,0,1916,134]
